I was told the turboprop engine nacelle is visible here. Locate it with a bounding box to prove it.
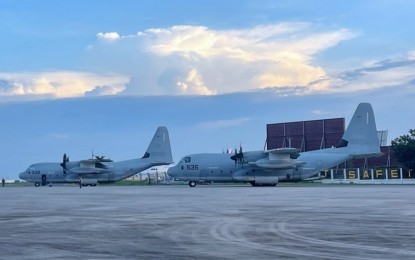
[254,158,305,169]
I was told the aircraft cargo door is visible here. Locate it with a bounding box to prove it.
[200,170,208,181]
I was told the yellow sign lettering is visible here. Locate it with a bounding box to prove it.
[376,169,383,178]
[348,170,356,179]
[362,170,370,179]
[390,169,398,178]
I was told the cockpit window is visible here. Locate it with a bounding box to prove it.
[177,156,191,166]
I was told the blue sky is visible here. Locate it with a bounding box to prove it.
[1,0,414,180]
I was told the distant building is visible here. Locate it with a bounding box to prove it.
[126,165,170,181]
[378,130,388,147]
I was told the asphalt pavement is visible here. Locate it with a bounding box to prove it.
[1,184,415,259]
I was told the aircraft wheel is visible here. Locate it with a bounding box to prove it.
[34,182,40,187]
[189,181,197,187]
[249,181,258,187]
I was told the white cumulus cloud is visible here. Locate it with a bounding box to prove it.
[0,71,128,99]
[85,85,122,97]
[176,69,216,95]
[2,23,363,100]
[86,23,356,96]
[97,32,120,40]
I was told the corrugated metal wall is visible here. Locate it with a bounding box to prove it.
[266,118,345,152]
[266,118,399,168]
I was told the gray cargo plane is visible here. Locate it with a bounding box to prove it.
[168,103,381,187]
[19,126,173,187]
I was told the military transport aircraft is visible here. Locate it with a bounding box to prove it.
[19,126,173,187]
[168,103,381,187]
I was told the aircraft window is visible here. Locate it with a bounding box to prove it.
[184,157,191,163]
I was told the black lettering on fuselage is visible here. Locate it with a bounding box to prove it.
[186,165,199,171]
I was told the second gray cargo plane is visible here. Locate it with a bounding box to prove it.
[19,126,173,187]
[168,103,382,187]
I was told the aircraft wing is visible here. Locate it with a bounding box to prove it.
[69,159,111,175]
[254,148,305,169]
[265,148,299,157]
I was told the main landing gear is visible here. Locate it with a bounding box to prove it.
[249,181,277,187]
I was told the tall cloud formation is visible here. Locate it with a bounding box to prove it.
[86,23,356,95]
[2,23,415,100]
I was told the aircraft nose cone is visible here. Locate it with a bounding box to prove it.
[167,167,176,177]
[19,171,26,180]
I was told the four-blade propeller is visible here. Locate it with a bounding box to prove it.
[230,146,244,166]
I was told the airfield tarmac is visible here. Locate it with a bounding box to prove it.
[1,184,415,260]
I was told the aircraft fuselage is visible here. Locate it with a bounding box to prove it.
[19,159,162,187]
[19,126,174,187]
[167,149,352,186]
[168,103,381,187]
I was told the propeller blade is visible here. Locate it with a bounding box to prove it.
[60,153,69,175]
[230,147,244,166]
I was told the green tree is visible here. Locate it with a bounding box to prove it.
[391,129,415,170]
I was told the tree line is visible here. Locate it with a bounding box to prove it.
[392,129,415,170]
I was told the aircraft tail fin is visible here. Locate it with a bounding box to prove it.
[141,126,173,164]
[337,103,381,158]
